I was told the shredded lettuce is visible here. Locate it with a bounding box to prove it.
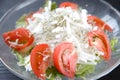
[15,52,32,71]
[16,14,27,28]
[75,64,95,79]
[12,49,31,70]
[11,50,24,65]
[15,52,25,66]
[110,38,118,51]
[46,66,62,80]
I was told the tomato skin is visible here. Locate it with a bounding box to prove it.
[59,2,78,10]
[87,15,113,32]
[53,42,77,78]
[2,28,34,51]
[88,30,111,60]
[30,44,51,80]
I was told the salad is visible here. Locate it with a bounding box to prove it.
[2,0,118,80]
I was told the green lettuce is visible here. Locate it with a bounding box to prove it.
[46,66,62,80]
[15,52,25,66]
[110,38,118,51]
[12,50,28,66]
[75,64,95,79]
[16,14,27,28]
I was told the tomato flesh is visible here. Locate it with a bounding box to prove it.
[88,30,111,60]
[53,42,77,78]
[30,44,51,80]
[59,2,78,10]
[87,15,113,32]
[2,28,34,51]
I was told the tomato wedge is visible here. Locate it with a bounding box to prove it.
[59,2,78,10]
[30,44,51,80]
[87,15,113,32]
[2,28,34,51]
[53,42,77,78]
[88,30,111,60]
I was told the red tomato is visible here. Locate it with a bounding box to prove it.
[87,30,111,60]
[53,42,77,78]
[87,15,113,32]
[59,2,78,10]
[2,28,34,51]
[30,44,51,80]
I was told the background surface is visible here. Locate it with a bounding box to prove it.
[0,0,120,80]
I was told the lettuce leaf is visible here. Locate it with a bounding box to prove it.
[16,14,27,28]
[12,50,28,66]
[46,66,62,80]
[75,64,95,79]
[110,38,118,51]
[15,52,25,66]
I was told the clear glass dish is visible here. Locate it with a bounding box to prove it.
[0,0,120,80]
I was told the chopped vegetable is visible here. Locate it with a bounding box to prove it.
[87,15,113,32]
[16,52,25,66]
[16,14,27,28]
[2,28,34,55]
[30,44,51,80]
[88,30,111,60]
[46,66,62,80]
[110,38,118,51]
[75,64,95,79]
[53,42,77,78]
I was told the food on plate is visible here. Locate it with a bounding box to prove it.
[30,44,51,79]
[2,28,34,55]
[2,0,118,80]
[53,42,77,78]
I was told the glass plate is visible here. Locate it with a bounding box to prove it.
[0,0,120,80]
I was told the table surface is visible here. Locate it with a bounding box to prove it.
[0,0,120,80]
